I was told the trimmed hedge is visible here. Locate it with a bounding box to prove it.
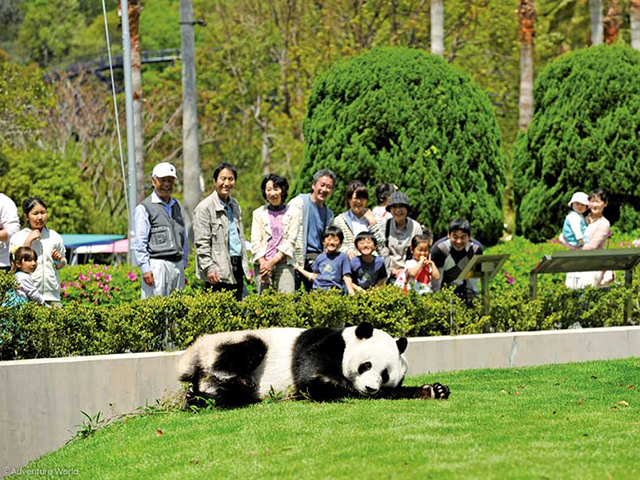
[294,47,507,245]
[1,276,638,361]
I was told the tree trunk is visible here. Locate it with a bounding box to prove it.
[603,0,622,44]
[518,0,535,132]
[430,0,444,57]
[590,0,603,45]
[179,0,202,242]
[129,0,144,201]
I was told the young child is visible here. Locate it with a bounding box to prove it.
[562,192,590,247]
[294,226,355,295]
[11,246,47,305]
[372,183,396,221]
[350,232,387,291]
[395,232,440,294]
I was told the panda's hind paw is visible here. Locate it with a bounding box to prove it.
[419,382,450,400]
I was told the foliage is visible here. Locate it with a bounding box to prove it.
[513,45,640,242]
[17,0,86,67]
[17,359,640,479]
[0,59,52,146]
[295,47,507,245]
[1,269,639,361]
[60,264,142,305]
[0,146,93,234]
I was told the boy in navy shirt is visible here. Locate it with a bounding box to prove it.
[294,226,355,295]
[350,232,387,291]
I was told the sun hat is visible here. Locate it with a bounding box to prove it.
[568,192,589,208]
[386,191,411,212]
[152,162,177,179]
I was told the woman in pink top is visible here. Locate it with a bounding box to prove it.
[560,189,613,288]
[250,174,300,293]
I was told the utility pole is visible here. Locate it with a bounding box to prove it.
[179,0,203,241]
[120,0,138,264]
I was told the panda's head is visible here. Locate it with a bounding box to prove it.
[342,322,408,396]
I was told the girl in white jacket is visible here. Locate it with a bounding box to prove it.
[11,246,47,305]
[10,197,66,306]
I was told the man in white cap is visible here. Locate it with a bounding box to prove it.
[133,162,189,299]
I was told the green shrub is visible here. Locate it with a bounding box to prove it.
[294,47,507,245]
[1,281,638,361]
[513,45,640,242]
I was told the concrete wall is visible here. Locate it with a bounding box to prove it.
[1,326,640,474]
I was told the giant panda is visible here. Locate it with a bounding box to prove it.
[177,322,450,407]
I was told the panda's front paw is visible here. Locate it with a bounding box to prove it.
[418,382,450,400]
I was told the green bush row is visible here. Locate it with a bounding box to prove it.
[1,279,638,361]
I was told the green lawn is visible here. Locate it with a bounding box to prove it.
[15,358,640,479]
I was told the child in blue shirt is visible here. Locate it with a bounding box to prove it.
[562,192,590,247]
[294,226,355,295]
[350,231,387,291]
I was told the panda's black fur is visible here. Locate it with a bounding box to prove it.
[178,322,450,407]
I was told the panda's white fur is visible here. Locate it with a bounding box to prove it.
[340,325,408,395]
[179,327,305,399]
[178,322,448,407]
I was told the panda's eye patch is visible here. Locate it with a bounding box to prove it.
[358,362,372,374]
[381,369,389,384]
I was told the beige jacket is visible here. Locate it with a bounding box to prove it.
[193,191,250,283]
[250,205,301,265]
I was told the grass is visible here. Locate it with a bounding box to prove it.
[14,358,640,479]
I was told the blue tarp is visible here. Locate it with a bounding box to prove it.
[61,234,126,249]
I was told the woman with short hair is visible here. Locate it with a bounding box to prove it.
[250,174,300,293]
[331,181,383,259]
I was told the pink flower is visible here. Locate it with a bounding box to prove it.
[507,277,515,285]
[103,285,109,293]
[78,273,88,281]
[633,239,640,248]
[128,272,138,281]
[104,274,112,282]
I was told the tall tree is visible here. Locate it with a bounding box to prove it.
[603,0,622,44]
[430,0,444,57]
[631,0,640,50]
[17,0,85,67]
[518,0,536,132]
[590,0,604,45]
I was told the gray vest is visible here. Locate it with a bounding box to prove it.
[141,195,185,260]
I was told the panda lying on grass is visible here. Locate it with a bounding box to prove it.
[178,322,450,407]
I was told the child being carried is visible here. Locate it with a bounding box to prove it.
[562,192,590,247]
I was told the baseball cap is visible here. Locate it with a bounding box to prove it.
[568,192,589,207]
[152,162,177,179]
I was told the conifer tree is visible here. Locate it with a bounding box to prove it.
[294,47,506,245]
[513,45,640,241]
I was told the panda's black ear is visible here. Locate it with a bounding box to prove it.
[396,337,408,354]
[355,322,374,339]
